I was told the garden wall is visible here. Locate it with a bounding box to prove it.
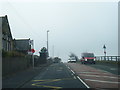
[2,57,32,77]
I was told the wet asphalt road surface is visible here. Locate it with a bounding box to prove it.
[21,63,87,89]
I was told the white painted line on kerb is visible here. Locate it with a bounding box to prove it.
[77,76,90,88]
[85,79,120,84]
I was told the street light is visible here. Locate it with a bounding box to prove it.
[103,44,106,60]
[103,44,106,56]
[47,30,49,57]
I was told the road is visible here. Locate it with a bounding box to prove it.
[21,63,87,89]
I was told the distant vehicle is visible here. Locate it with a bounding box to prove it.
[53,57,61,63]
[80,53,96,64]
[68,57,76,63]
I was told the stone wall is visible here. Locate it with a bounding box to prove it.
[2,57,32,77]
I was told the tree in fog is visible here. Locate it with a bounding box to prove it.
[69,52,79,61]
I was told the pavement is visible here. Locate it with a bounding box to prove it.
[2,64,50,88]
[65,63,120,89]
[87,62,120,75]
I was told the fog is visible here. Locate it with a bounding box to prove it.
[1,0,118,62]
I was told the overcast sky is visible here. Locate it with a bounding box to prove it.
[1,0,118,62]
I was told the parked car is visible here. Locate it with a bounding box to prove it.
[80,53,96,64]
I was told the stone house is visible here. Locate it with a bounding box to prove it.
[1,15,13,51]
[1,15,31,54]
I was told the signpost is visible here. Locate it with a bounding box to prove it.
[29,40,35,68]
[31,49,35,53]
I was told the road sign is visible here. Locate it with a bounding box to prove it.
[31,49,35,53]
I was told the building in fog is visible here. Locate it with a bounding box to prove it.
[14,39,31,54]
[1,15,31,54]
[1,15,13,51]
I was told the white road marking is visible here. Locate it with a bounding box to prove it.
[65,65,68,67]
[66,66,77,79]
[71,73,74,76]
[73,76,76,79]
[85,79,120,84]
[67,67,70,70]
[67,66,90,88]
[80,74,118,79]
[70,70,75,74]
[77,76,90,88]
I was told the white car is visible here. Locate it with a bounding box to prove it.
[68,57,76,63]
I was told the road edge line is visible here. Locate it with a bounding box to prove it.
[77,76,90,88]
[66,65,90,88]
[70,69,75,74]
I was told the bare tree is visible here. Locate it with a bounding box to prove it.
[69,52,79,62]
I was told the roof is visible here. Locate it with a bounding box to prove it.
[81,53,94,57]
[1,15,12,39]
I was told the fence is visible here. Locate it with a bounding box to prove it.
[95,56,120,61]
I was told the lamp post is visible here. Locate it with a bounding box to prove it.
[47,30,49,57]
[103,44,106,60]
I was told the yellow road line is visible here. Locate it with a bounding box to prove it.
[31,78,73,88]
[32,84,62,89]
[33,80,45,82]
[33,79,62,84]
